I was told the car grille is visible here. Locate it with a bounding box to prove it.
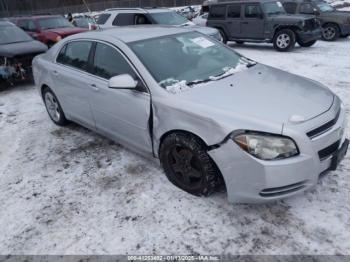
[318,140,340,161]
[304,18,319,31]
[259,181,308,197]
[306,108,340,139]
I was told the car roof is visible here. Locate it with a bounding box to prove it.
[68,25,192,43]
[103,7,174,14]
[0,20,14,26]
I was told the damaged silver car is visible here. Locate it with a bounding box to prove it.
[0,21,47,86]
[33,26,348,203]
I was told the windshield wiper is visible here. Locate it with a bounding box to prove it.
[187,78,212,86]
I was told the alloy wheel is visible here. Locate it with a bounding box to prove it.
[45,92,60,122]
[168,146,203,189]
[323,26,336,40]
[276,33,291,49]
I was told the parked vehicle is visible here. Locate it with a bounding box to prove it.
[280,0,350,41]
[96,8,222,41]
[0,21,47,86]
[176,6,199,20]
[73,15,98,30]
[207,0,322,51]
[9,15,88,47]
[33,27,348,203]
[193,13,209,26]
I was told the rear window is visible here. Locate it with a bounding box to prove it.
[209,5,226,19]
[112,13,135,26]
[227,4,241,18]
[96,13,111,25]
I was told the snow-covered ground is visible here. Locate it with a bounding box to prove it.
[0,38,350,255]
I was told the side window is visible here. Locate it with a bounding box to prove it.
[300,3,314,14]
[209,6,226,19]
[92,43,136,79]
[227,4,241,18]
[112,13,136,26]
[282,2,298,14]
[96,13,111,25]
[245,4,262,18]
[57,41,92,72]
[135,14,150,25]
[18,19,37,31]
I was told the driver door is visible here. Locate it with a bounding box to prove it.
[88,42,152,153]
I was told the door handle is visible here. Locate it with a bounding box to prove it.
[241,22,249,24]
[91,84,99,92]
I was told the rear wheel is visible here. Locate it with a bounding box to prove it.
[297,39,317,47]
[273,29,296,52]
[160,133,221,197]
[43,87,68,126]
[322,24,340,41]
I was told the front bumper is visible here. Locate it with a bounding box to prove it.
[340,24,350,35]
[209,101,348,204]
[298,28,322,42]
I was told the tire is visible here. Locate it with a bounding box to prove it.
[235,41,245,45]
[42,87,68,126]
[218,29,228,44]
[273,29,296,52]
[322,24,340,41]
[160,133,221,197]
[297,39,317,47]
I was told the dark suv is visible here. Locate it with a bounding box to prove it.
[280,0,350,41]
[10,15,87,47]
[207,0,322,51]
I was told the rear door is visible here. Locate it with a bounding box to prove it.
[226,4,242,38]
[241,3,265,39]
[53,41,96,129]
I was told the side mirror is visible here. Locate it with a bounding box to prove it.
[108,74,138,89]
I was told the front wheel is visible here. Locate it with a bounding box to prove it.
[160,133,221,197]
[297,39,317,47]
[322,24,340,41]
[43,87,68,126]
[273,29,296,52]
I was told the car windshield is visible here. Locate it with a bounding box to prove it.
[39,17,74,30]
[149,11,189,25]
[262,1,286,16]
[316,2,334,12]
[0,24,32,45]
[74,18,93,27]
[129,32,256,93]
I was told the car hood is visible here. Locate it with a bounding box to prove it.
[0,40,48,58]
[321,10,350,19]
[43,27,87,36]
[175,64,334,125]
[190,25,218,36]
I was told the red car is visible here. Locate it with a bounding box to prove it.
[10,15,88,47]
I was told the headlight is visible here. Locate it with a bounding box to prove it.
[233,132,299,160]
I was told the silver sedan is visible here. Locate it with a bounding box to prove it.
[33,26,348,203]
